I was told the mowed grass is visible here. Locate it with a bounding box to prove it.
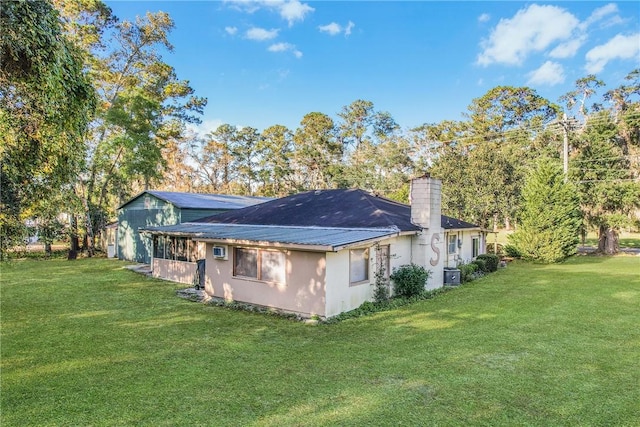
[490,230,640,249]
[2,256,639,426]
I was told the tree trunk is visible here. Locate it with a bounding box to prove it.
[83,196,94,257]
[598,225,619,255]
[44,242,52,257]
[70,214,79,251]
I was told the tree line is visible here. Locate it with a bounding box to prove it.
[1,0,638,259]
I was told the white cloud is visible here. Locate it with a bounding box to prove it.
[527,61,565,86]
[246,27,279,41]
[319,22,341,36]
[319,21,355,37]
[225,26,238,35]
[581,3,619,30]
[585,32,640,74]
[279,0,314,26]
[477,4,579,66]
[549,36,586,59]
[478,13,490,23]
[268,42,302,58]
[225,0,314,26]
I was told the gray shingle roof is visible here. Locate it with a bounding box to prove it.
[119,191,271,210]
[441,215,480,230]
[195,189,422,231]
[140,189,481,249]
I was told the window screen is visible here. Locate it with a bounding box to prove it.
[260,251,285,283]
[234,248,258,279]
[350,248,369,284]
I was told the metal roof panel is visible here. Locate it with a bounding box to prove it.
[141,223,407,250]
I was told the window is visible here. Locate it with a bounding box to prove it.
[472,237,480,258]
[261,251,285,283]
[448,234,457,254]
[190,241,200,261]
[350,248,369,284]
[175,237,187,261]
[233,248,286,284]
[153,235,165,259]
[234,248,258,279]
[152,236,198,262]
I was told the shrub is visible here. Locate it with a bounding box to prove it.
[508,158,581,263]
[390,263,431,298]
[472,258,487,273]
[476,254,499,272]
[459,262,478,283]
[504,244,521,258]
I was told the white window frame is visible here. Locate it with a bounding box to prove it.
[233,247,286,284]
[472,237,480,258]
[448,234,457,254]
[349,248,370,285]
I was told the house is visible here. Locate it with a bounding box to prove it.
[117,191,270,263]
[142,176,486,318]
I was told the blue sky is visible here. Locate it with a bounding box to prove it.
[105,1,640,134]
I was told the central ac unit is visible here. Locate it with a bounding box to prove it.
[212,245,227,260]
[443,268,461,286]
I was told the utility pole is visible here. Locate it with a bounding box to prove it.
[561,113,569,183]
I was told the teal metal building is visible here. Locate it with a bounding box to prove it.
[116,191,269,264]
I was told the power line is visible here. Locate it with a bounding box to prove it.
[575,178,640,183]
[570,154,640,164]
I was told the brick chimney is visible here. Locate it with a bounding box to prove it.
[410,174,444,290]
[410,173,441,230]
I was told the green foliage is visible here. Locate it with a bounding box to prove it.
[570,105,640,254]
[504,244,522,258]
[373,263,390,304]
[476,254,500,272]
[390,263,431,298]
[0,0,96,259]
[472,258,488,273]
[509,158,582,263]
[326,287,447,323]
[458,262,480,283]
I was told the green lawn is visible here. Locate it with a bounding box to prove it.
[2,256,639,426]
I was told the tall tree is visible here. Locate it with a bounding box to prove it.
[256,125,295,196]
[508,158,582,263]
[429,87,559,229]
[570,110,640,254]
[232,126,260,195]
[292,112,342,190]
[195,124,237,192]
[559,75,605,123]
[0,0,96,258]
[76,10,206,254]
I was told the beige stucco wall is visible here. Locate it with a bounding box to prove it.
[444,230,486,268]
[152,259,197,284]
[411,228,445,290]
[325,235,414,318]
[203,243,327,318]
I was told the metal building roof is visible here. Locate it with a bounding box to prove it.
[141,223,411,251]
[119,191,271,210]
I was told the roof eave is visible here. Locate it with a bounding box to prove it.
[197,237,333,252]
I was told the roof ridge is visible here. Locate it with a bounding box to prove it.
[361,191,401,228]
[181,222,401,232]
